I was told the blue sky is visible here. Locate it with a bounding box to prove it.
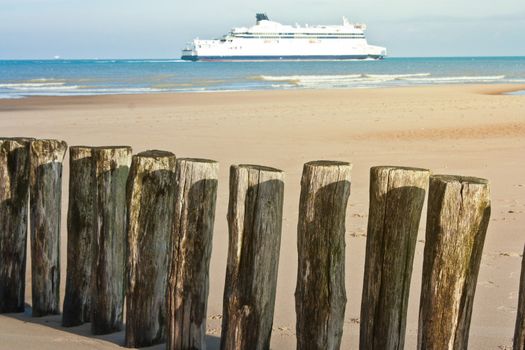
[1,0,524,58]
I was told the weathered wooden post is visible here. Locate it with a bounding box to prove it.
[168,158,219,350]
[514,244,525,350]
[91,146,131,335]
[360,166,429,350]
[0,138,32,313]
[220,164,284,350]
[418,175,491,350]
[295,160,352,350]
[29,139,67,317]
[125,150,177,347]
[62,146,95,326]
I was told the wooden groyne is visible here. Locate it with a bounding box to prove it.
[2,136,517,350]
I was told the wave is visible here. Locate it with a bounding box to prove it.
[255,73,432,85]
[81,87,166,93]
[0,82,66,88]
[366,73,431,79]
[257,74,361,82]
[403,75,506,82]
[0,82,81,91]
[253,73,513,88]
[0,86,168,97]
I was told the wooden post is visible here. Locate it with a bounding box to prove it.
[418,175,491,350]
[220,164,284,350]
[91,146,131,335]
[295,160,352,350]
[167,158,219,350]
[360,166,429,350]
[514,244,525,350]
[62,146,95,326]
[125,150,177,347]
[0,138,32,313]
[29,139,67,317]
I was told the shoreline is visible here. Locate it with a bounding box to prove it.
[1,84,524,110]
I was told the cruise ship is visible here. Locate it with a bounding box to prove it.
[181,14,386,61]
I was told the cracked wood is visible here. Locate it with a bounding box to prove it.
[295,160,352,350]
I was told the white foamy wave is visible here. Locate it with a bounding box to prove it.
[403,75,506,82]
[256,73,433,86]
[1,87,168,97]
[11,85,80,91]
[81,87,166,93]
[254,73,514,88]
[259,74,361,82]
[0,82,66,88]
[366,73,431,79]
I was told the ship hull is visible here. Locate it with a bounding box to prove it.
[181,54,385,61]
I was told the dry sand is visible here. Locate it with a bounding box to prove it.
[0,84,524,349]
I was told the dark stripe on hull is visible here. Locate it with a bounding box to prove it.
[181,55,385,61]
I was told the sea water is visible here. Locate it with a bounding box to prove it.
[1,57,524,98]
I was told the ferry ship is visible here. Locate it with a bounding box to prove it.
[181,13,387,61]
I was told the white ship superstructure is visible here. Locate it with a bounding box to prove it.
[181,14,386,61]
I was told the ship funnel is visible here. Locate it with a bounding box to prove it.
[256,13,269,23]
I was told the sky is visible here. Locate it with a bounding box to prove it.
[0,0,524,59]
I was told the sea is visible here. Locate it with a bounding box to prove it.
[1,57,525,98]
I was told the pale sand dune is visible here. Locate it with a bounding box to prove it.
[0,84,524,349]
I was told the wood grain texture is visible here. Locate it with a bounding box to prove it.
[221,164,284,350]
[29,139,67,317]
[514,244,525,350]
[360,166,429,350]
[125,150,177,348]
[62,146,95,326]
[168,158,219,350]
[418,175,491,350]
[91,146,131,335]
[295,160,352,350]
[0,138,32,313]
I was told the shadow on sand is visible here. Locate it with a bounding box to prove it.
[3,304,221,349]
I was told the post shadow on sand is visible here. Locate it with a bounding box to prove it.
[2,296,221,349]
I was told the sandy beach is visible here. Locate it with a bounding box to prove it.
[0,84,524,349]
